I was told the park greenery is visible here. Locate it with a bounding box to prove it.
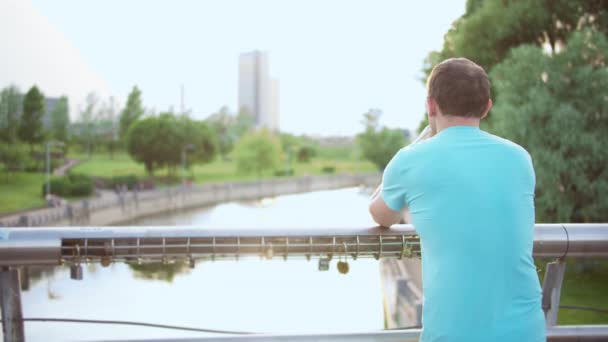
[357,109,407,171]
[234,129,283,176]
[421,0,607,223]
[126,112,217,175]
[0,82,374,213]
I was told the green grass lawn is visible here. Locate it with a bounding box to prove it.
[70,152,376,184]
[0,172,47,214]
[554,259,608,325]
[1,152,375,214]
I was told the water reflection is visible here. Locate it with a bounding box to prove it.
[128,262,192,282]
[18,188,383,342]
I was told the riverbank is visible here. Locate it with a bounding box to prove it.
[0,173,381,227]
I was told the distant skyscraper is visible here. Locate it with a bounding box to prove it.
[238,51,280,132]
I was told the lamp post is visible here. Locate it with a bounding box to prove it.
[46,140,65,198]
[181,144,195,183]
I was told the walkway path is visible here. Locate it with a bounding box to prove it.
[53,159,79,176]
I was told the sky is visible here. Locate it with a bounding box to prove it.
[1,0,466,136]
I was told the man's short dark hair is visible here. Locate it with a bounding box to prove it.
[427,58,491,118]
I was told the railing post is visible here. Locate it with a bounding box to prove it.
[0,267,25,342]
[542,260,567,327]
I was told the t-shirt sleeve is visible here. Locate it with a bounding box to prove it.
[381,150,407,211]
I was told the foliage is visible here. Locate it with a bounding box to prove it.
[103,174,139,190]
[234,129,282,176]
[0,85,21,143]
[0,143,27,174]
[490,30,608,222]
[42,173,93,197]
[321,166,336,174]
[18,85,45,149]
[128,262,191,283]
[50,96,70,142]
[119,86,144,141]
[126,113,217,176]
[356,109,407,170]
[296,145,316,163]
[76,92,99,157]
[205,106,254,159]
[274,169,294,177]
[426,0,608,73]
[420,0,608,129]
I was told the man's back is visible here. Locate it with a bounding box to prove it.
[381,126,545,341]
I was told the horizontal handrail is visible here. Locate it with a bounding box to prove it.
[1,224,607,267]
[96,325,608,342]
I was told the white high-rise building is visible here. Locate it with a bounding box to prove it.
[238,51,280,132]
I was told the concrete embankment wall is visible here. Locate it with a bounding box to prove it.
[1,173,381,227]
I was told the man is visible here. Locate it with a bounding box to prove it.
[369,58,545,341]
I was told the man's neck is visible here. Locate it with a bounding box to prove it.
[436,115,481,133]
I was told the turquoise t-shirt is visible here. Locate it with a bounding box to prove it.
[381,126,545,342]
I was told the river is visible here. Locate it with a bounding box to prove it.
[18,187,385,341]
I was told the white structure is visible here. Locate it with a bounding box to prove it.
[238,51,280,132]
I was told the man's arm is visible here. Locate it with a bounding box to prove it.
[369,184,403,227]
[368,125,434,228]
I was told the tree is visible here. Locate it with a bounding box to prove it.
[356,109,407,171]
[126,116,161,175]
[177,116,217,168]
[234,129,282,176]
[119,86,144,141]
[0,85,21,143]
[126,113,217,176]
[50,96,69,142]
[96,96,120,158]
[78,93,99,157]
[419,0,608,129]
[296,145,316,163]
[490,30,608,222]
[205,106,255,160]
[18,85,46,151]
[206,106,236,159]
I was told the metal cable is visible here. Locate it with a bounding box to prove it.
[18,318,425,334]
[19,318,257,335]
[561,224,570,259]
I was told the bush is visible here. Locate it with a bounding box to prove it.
[296,145,316,163]
[274,169,294,177]
[106,174,139,190]
[42,173,94,197]
[321,166,336,174]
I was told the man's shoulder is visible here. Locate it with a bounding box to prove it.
[393,138,437,163]
[482,131,533,162]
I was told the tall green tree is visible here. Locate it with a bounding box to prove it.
[126,116,160,175]
[419,0,608,131]
[490,30,608,223]
[234,129,282,176]
[119,86,144,141]
[18,85,45,151]
[78,93,98,157]
[206,106,236,159]
[356,109,407,171]
[0,85,21,143]
[127,113,217,176]
[50,96,70,142]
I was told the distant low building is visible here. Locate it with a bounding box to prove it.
[238,50,280,132]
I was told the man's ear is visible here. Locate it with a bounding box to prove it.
[427,97,438,118]
[480,99,492,120]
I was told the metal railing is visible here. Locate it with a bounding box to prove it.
[1,223,608,342]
